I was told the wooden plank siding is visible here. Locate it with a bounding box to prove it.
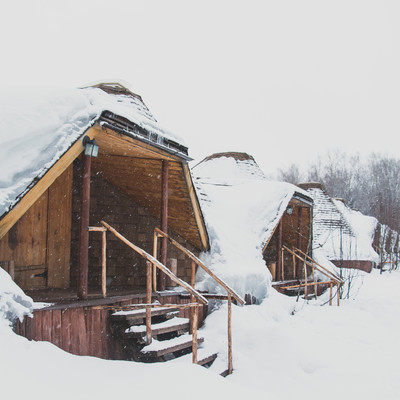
[0,166,73,290]
[14,293,206,360]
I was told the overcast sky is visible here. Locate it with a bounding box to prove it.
[1,0,399,175]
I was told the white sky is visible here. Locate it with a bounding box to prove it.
[1,0,399,175]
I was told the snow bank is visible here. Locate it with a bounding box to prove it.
[333,199,379,263]
[0,84,183,217]
[194,154,308,302]
[0,267,32,327]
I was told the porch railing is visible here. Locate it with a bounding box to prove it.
[280,246,344,306]
[90,220,244,375]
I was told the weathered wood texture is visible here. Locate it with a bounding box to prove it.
[14,293,206,360]
[0,166,73,290]
[263,202,312,281]
[70,166,200,292]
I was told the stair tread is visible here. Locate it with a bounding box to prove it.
[141,334,204,357]
[111,307,180,322]
[125,317,189,337]
[170,348,218,366]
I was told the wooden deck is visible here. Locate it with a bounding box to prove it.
[14,289,208,360]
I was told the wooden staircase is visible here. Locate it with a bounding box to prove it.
[89,221,244,375]
[110,306,217,365]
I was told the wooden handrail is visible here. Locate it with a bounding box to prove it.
[281,245,342,306]
[154,228,245,305]
[283,245,343,285]
[101,221,208,305]
[293,247,344,284]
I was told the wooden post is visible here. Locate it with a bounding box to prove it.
[281,247,285,281]
[192,305,198,364]
[337,284,340,306]
[190,260,196,334]
[277,221,283,281]
[78,154,91,300]
[159,160,169,291]
[304,262,308,299]
[292,253,296,280]
[297,207,302,279]
[329,282,333,306]
[101,230,107,298]
[152,232,158,291]
[146,261,152,344]
[228,293,233,375]
[312,264,317,299]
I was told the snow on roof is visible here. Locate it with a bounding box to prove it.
[299,183,378,263]
[0,84,186,217]
[193,153,310,301]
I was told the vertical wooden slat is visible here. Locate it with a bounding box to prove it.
[78,154,91,300]
[329,283,333,306]
[47,165,73,288]
[190,260,196,334]
[52,309,62,348]
[61,309,72,353]
[41,310,52,342]
[304,263,308,298]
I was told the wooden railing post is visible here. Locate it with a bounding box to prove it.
[192,305,198,364]
[312,264,317,300]
[304,263,308,299]
[281,247,285,281]
[337,284,340,306]
[152,232,158,291]
[228,293,233,375]
[329,282,333,306]
[190,260,196,334]
[146,261,152,344]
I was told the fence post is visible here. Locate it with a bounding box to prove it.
[192,305,198,364]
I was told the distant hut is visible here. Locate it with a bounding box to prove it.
[193,152,324,302]
[298,182,379,273]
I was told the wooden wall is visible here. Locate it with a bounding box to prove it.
[0,166,73,290]
[263,202,312,281]
[70,160,200,292]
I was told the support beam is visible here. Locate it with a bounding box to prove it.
[159,160,169,291]
[276,221,283,281]
[78,154,91,300]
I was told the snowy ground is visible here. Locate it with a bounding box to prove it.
[2,269,400,399]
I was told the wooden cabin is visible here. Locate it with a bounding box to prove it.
[262,191,313,283]
[298,182,379,273]
[0,83,245,364]
[192,152,344,302]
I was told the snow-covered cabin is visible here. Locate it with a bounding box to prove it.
[298,183,379,272]
[193,152,313,302]
[0,82,217,359]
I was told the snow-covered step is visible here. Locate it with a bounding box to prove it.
[141,334,204,358]
[124,317,190,339]
[111,307,180,323]
[170,348,218,367]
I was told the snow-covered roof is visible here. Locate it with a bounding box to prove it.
[0,83,187,218]
[193,153,311,301]
[299,183,379,263]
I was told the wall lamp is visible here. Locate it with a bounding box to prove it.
[83,136,99,158]
[286,205,293,215]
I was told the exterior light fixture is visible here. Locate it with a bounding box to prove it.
[83,136,99,157]
[286,205,293,215]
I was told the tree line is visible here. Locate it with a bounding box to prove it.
[276,150,400,233]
